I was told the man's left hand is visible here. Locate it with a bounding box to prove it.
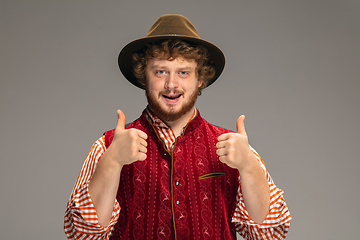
[216,115,256,172]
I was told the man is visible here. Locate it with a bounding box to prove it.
[64,14,291,240]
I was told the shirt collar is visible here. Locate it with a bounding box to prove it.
[144,106,197,130]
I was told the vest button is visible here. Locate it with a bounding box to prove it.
[176,200,180,205]
[163,152,167,156]
[175,181,179,186]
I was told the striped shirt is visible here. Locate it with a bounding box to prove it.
[64,109,291,239]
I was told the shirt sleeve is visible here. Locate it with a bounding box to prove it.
[232,146,291,239]
[64,136,121,240]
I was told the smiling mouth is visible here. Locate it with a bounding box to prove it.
[163,94,182,100]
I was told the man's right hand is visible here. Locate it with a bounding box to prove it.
[107,110,148,166]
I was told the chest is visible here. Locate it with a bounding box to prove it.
[111,121,239,239]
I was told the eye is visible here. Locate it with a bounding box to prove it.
[155,70,167,77]
[178,71,189,77]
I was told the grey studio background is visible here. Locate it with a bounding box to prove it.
[1,0,359,239]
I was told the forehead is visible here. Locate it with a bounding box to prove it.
[147,56,197,69]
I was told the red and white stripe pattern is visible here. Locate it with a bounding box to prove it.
[232,147,291,239]
[64,137,119,240]
[64,110,291,239]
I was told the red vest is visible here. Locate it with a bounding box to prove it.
[105,112,239,240]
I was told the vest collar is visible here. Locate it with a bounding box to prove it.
[139,108,203,137]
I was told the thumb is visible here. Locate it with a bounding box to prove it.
[116,109,126,131]
[236,115,247,135]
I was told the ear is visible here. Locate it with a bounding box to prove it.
[197,78,204,88]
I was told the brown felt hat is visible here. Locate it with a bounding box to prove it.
[118,14,225,89]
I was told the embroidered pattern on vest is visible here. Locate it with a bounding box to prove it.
[108,113,239,240]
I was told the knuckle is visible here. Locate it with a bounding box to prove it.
[131,141,140,150]
[130,152,138,160]
[129,129,137,138]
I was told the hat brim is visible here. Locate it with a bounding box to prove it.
[118,35,225,89]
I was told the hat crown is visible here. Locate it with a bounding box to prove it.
[146,14,200,39]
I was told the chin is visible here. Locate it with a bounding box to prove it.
[145,86,199,123]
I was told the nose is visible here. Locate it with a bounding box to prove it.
[164,72,179,89]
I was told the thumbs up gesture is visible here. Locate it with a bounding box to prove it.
[107,110,148,166]
[216,115,255,172]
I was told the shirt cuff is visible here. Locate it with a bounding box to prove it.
[67,183,120,236]
[231,182,291,228]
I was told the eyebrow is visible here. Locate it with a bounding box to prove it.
[150,65,194,71]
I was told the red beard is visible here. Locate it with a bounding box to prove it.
[145,87,199,122]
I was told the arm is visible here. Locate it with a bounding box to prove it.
[64,110,147,239]
[64,137,120,240]
[216,115,270,223]
[236,151,270,224]
[233,148,291,239]
[88,110,147,227]
[216,115,291,239]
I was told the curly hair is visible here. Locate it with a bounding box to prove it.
[132,39,215,94]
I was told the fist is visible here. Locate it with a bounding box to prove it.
[107,110,148,166]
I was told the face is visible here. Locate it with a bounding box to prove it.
[144,56,203,123]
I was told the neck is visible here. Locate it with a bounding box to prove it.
[166,107,196,137]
